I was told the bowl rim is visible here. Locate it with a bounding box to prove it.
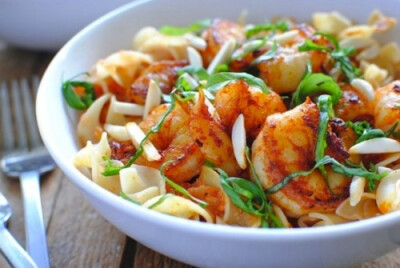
[36,0,400,240]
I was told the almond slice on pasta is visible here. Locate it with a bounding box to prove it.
[207,38,236,74]
[187,46,204,68]
[350,78,375,101]
[106,96,126,125]
[349,138,400,154]
[143,80,162,120]
[232,114,247,169]
[111,96,145,116]
[104,124,130,141]
[376,152,400,167]
[126,122,161,161]
[349,176,366,207]
[184,34,207,51]
[312,12,352,35]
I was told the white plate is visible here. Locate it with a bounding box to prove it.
[36,0,400,267]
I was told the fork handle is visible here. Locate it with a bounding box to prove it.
[20,170,50,268]
[0,225,37,268]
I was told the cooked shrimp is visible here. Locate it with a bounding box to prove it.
[130,60,188,104]
[334,83,375,122]
[256,25,331,94]
[213,80,286,140]
[135,101,204,182]
[190,90,241,176]
[201,19,245,67]
[252,99,350,217]
[374,81,400,133]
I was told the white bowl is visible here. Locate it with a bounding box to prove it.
[36,0,400,267]
[0,0,132,51]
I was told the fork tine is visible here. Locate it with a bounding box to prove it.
[11,79,28,151]
[0,81,15,152]
[21,78,42,148]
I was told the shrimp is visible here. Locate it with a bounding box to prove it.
[201,19,245,67]
[213,80,286,140]
[190,90,241,176]
[252,99,350,217]
[130,59,188,104]
[334,83,374,123]
[256,25,331,94]
[135,101,204,182]
[374,81,400,133]
[109,101,204,183]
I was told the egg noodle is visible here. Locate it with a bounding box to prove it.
[64,10,400,228]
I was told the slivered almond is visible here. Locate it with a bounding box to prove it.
[271,30,298,44]
[184,34,207,50]
[126,122,161,161]
[349,176,366,207]
[349,138,400,154]
[232,114,247,169]
[207,39,236,74]
[187,46,204,68]
[143,80,162,119]
[112,97,145,116]
[350,78,375,101]
[180,73,199,89]
[104,124,130,141]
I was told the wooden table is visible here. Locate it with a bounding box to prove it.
[0,41,399,268]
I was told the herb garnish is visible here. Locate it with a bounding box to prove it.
[298,31,361,81]
[160,161,208,208]
[62,78,96,110]
[347,121,400,143]
[206,72,270,94]
[291,62,342,106]
[102,95,177,176]
[252,41,278,65]
[148,193,174,209]
[159,19,211,36]
[245,21,290,38]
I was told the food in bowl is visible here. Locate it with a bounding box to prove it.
[63,9,400,228]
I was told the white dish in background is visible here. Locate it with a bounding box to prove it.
[0,0,132,51]
[36,0,400,267]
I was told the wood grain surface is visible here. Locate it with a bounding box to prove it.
[0,41,399,268]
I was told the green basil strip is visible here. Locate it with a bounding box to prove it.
[177,66,209,81]
[160,161,208,208]
[346,121,392,143]
[206,72,270,94]
[244,146,264,190]
[384,122,400,138]
[330,48,361,81]
[252,41,278,65]
[245,20,290,38]
[231,39,267,62]
[298,39,331,53]
[315,95,336,195]
[292,73,342,106]
[159,19,211,36]
[265,155,388,194]
[62,80,96,110]
[120,191,140,205]
[148,193,174,209]
[102,95,178,176]
[314,31,339,49]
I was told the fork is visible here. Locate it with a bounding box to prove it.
[0,191,37,268]
[0,77,55,268]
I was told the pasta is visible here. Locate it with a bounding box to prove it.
[64,10,400,228]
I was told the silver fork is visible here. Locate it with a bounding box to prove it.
[0,77,55,268]
[0,191,37,268]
